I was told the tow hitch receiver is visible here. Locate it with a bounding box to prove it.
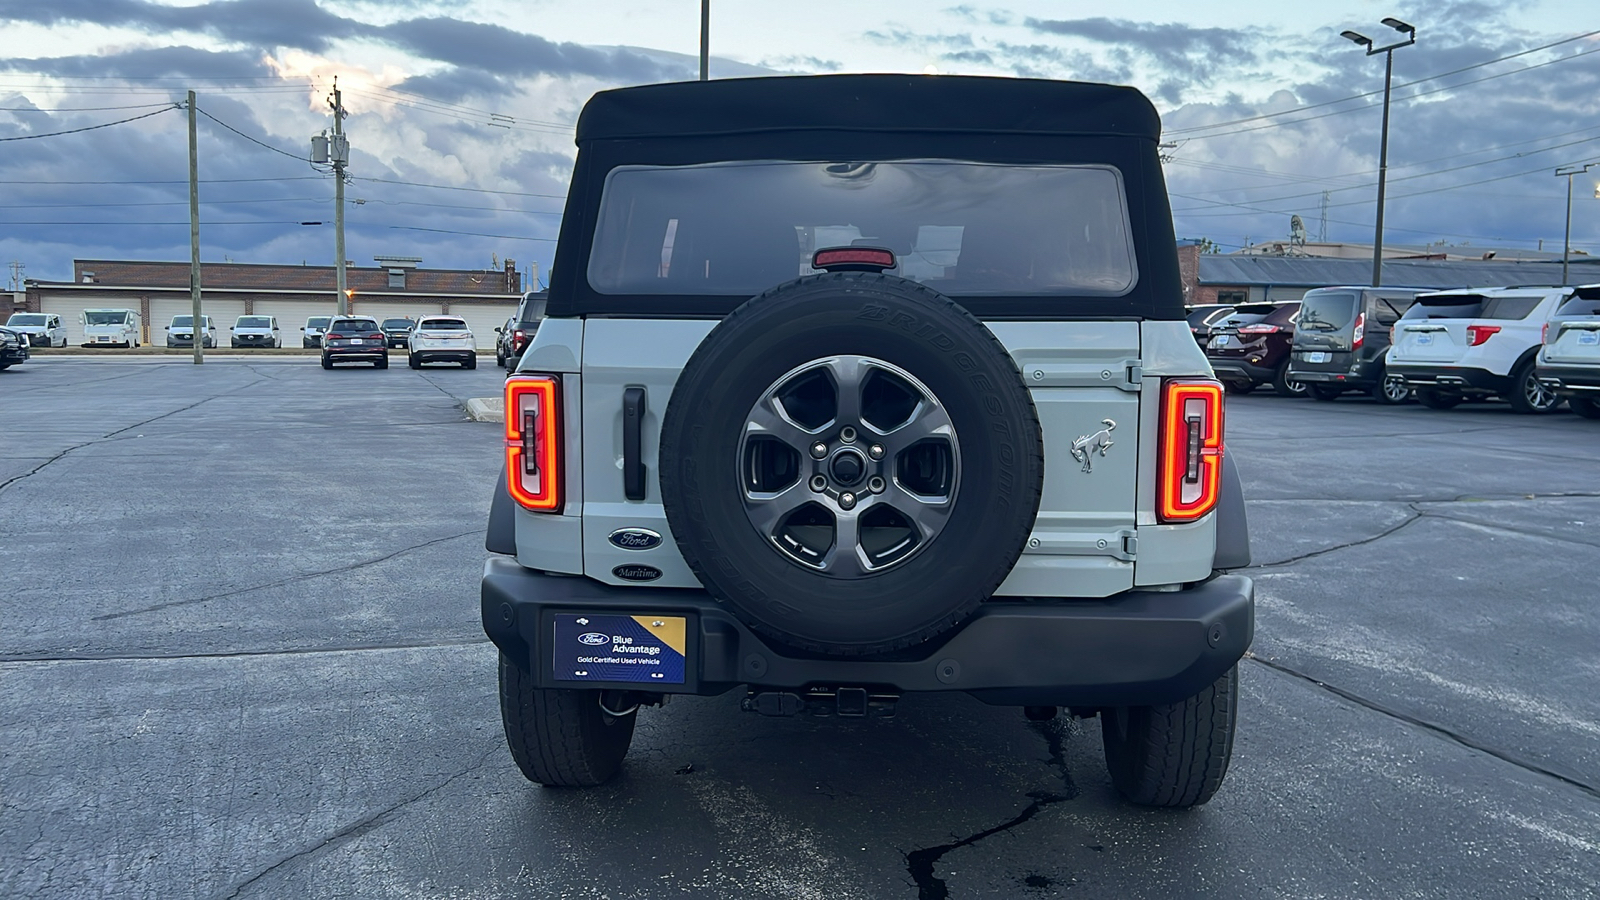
[741,687,899,718]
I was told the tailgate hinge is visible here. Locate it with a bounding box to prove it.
[1123,363,1143,392]
[1116,530,1138,561]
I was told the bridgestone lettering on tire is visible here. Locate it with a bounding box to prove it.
[659,273,1045,656]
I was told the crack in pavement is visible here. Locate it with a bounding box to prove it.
[1246,654,1600,803]
[904,718,1078,900]
[1249,506,1424,569]
[218,744,501,900]
[0,636,492,665]
[0,375,268,495]
[1413,509,1600,550]
[91,530,483,620]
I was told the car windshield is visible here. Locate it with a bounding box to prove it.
[382,319,413,329]
[1297,292,1357,332]
[238,317,271,328]
[170,316,209,328]
[7,314,45,326]
[588,160,1138,298]
[85,311,131,325]
[418,319,468,331]
[307,317,331,328]
[329,320,377,332]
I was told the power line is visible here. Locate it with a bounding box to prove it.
[0,197,329,209]
[0,102,174,112]
[354,176,566,199]
[192,105,311,162]
[0,220,325,226]
[388,225,557,241]
[0,105,174,141]
[0,176,323,185]
[358,197,563,216]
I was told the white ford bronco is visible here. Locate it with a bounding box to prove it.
[482,74,1254,808]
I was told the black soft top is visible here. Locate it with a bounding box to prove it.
[577,74,1160,143]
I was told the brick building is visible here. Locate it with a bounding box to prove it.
[17,257,526,346]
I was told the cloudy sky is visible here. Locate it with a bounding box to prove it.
[1,1,1598,285]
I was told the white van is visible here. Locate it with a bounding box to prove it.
[4,312,68,348]
[81,309,142,348]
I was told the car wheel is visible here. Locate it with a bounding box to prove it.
[1568,397,1600,419]
[1373,374,1411,405]
[320,356,333,370]
[1223,381,1254,395]
[1506,360,1561,414]
[1309,384,1343,402]
[1271,361,1306,397]
[408,354,421,369]
[376,356,389,369]
[498,653,635,787]
[464,356,477,370]
[1417,389,1463,410]
[658,273,1046,656]
[1101,665,1238,808]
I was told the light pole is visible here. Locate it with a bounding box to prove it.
[1556,163,1596,286]
[1342,17,1417,288]
[699,0,709,81]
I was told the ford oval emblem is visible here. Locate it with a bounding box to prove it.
[578,632,609,646]
[608,528,663,550]
[612,564,663,582]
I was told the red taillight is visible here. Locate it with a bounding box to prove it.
[1236,323,1280,334]
[505,375,562,512]
[1542,322,1550,344]
[1352,312,1365,350]
[1159,379,1225,523]
[369,332,384,341]
[1466,325,1501,347]
[325,332,343,341]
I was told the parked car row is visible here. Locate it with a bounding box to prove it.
[1189,282,1600,419]
[320,316,478,370]
[494,291,546,370]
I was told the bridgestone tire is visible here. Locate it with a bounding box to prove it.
[1271,361,1305,398]
[1309,384,1343,402]
[1101,665,1238,808]
[1570,397,1600,419]
[498,654,635,787]
[659,273,1045,656]
[1417,389,1462,410]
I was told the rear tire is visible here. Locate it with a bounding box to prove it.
[1101,666,1238,808]
[464,356,477,370]
[320,356,333,370]
[376,356,389,370]
[1309,384,1342,401]
[1506,360,1560,414]
[1569,397,1600,419]
[1417,389,1462,410]
[1223,381,1255,395]
[1373,374,1410,405]
[1271,361,1305,397]
[499,653,635,787]
[408,354,421,369]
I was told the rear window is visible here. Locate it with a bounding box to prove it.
[1263,302,1301,326]
[1480,296,1544,320]
[518,298,547,325]
[1402,295,1485,320]
[1555,296,1600,317]
[382,318,413,329]
[1185,306,1233,328]
[418,318,468,330]
[329,319,378,332]
[587,160,1138,298]
[1370,296,1414,326]
[1297,292,1357,333]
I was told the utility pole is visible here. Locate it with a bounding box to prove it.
[331,78,349,315]
[187,90,203,365]
[1555,163,1596,286]
[699,0,710,81]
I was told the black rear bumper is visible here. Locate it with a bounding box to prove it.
[1535,363,1600,396]
[1388,364,1510,395]
[481,557,1254,708]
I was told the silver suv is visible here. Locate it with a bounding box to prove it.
[482,75,1254,808]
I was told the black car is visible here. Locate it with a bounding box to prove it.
[1185,303,1235,345]
[1289,286,1427,403]
[320,317,388,369]
[497,291,547,370]
[0,326,29,370]
[380,317,415,349]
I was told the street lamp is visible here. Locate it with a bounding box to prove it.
[1556,163,1597,286]
[1343,17,1417,287]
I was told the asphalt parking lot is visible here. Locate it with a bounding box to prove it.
[2,356,1598,899]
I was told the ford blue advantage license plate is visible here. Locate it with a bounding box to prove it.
[553,614,687,684]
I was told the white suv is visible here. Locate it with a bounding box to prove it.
[1386,286,1569,412]
[1536,284,1600,419]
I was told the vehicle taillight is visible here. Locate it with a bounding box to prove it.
[1541,322,1550,344]
[505,375,562,512]
[1159,379,1225,523]
[1236,323,1280,334]
[1352,312,1365,350]
[325,332,343,341]
[1466,325,1501,347]
[369,332,384,341]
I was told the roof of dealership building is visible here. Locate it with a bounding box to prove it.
[1198,254,1600,290]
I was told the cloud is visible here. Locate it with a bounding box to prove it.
[1025,17,1259,83]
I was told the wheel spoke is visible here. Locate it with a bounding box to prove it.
[820,511,869,577]
[746,397,818,452]
[742,481,814,538]
[824,356,870,426]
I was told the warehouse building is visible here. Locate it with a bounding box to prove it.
[17,257,525,347]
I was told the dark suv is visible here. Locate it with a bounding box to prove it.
[320,316,388,369]
[1289,286,1427,403]
[497,291,547,370]
[1186,303,1235,346]
[1204,302,1303,396]
[481,75,1253,809]
[380,317,414,349]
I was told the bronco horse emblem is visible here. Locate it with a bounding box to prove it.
[1070,419,1117,473]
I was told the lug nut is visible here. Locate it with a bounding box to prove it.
[810,442,828,459]
[868,444,885,460]
[839,492,857,510]
[840,426,857,443]
[867,476,885,494]
[810,475,827,492]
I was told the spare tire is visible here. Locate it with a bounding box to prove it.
[659,273,1044,656]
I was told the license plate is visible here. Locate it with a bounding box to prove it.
[1306,351,1329,363]
[1415,334,1433,345]
[1212,335,1230,347]
[1579,331,1599,346]
[553,614,687,684]
[350,339,362,345]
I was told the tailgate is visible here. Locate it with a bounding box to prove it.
[1546,321,1600,364]
[1392,321,1463,362]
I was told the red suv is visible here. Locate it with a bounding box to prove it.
[1204,302,1304,396]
